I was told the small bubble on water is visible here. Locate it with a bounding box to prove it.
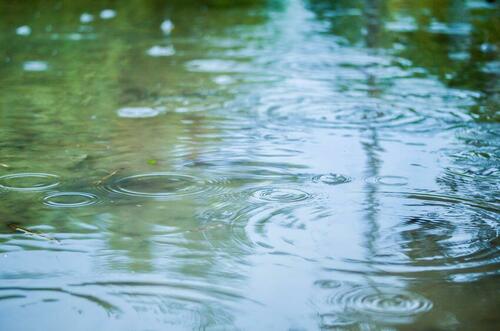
[68,33,83,41]
[16,25,31,36]
[480,43,497,54]
[23,61,48,72]
[80,13,94,23]
[161,19,174,34]
[213,75,234,85]
[146,45,175,57]
[100,9,116,20]
[313,174,352,185]
[117,107,160,118]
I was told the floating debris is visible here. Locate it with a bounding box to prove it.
[95,168,121,186]
[0,163,9,168]
[8,223,60,244]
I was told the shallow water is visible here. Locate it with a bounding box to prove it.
[0,0,499,330]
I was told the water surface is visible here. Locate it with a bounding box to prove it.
[0,0,499,330]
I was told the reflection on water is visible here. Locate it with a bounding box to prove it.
[0,0,498,330]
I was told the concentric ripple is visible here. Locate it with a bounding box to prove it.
[251,187,312,203]
[43,192,100,208]
[366,176,409,186]
[312,173,352,185]
[328,286,433,323]
[105,173,205,199]
[0,173,60,191]
[327,193,500,279]
[263,99,427,130]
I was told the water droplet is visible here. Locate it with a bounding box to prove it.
[251,187,311,203]
[428,22,471,36]
[365,176,408,186]
[67,33,83,41]
[313,173,352,185]
[160,19,174,34]
[314,279,342,289]
[385,17,417,32]
[16,25,31,36]
[213,75,235,85]
[43,192,99,208]
[100,9,116,20]
[80,13,94,23]
[146,45,175,57]
[117,107,160,118]
[0,173,60,191]
[186,59,246,73]
[23,61,48,72]
[320,314,355,327]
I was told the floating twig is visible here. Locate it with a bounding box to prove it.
[95,168,120,186]
[8,223,60,244]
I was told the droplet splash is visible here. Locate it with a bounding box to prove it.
[251,187,312,203]
[313,174,352,185]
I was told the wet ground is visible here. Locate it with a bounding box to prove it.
[0,0,499,330]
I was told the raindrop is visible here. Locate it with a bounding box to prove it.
[314,279,342,289]
[80,13,94,23]
[213,75,235,85]
[117,107,160,118]
[479,43,497,54]
[16,25,31,36]
[23,61,48,72]
[160,19,174,34]
[146,45,175,57]
[365,176,408,186]
[251,187,311,203]
[385,17,417,32]
[313,173,352,185]
[100,9,116,20]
